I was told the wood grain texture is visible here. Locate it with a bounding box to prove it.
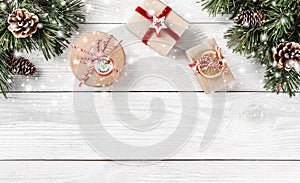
[0,161,299,182]
[84,0,229,23]
[1,0,298,182]
[0,93,299,160]
[12,24,264,92]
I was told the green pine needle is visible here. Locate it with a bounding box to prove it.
[202,0,300,96]
[0,50,12,98]
[0,0,85,98]
[0,0,85,60]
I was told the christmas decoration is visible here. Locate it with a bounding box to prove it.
[234,10,265,28]
[274,42,300,71]
[201,0,300,97]
[5,55,36,75]
[0,50,12,98]
[149,16,168,37]
[0,0,85,97]
[193,50,226,79]
[70,32,126,87]
[127,0,189,56]
[7,9,39,38]
[186,38,235,94]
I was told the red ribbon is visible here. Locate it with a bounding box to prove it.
[188,62,197,68]
[135,6,180,45]
[215,46,222,61]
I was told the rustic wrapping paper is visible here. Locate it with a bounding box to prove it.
[70,32,126,87]
[126,0,189,56]
[186,38,235,94]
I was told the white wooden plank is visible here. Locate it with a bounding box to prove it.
[0,92,299,160]
[1,0,296,181]
[84,0,229,23]
[0,161,299,182]
[12,24,264,92]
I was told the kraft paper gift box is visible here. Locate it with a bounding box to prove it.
[186,38,235,94]
[70,32,126,87]
[126,0,189,56]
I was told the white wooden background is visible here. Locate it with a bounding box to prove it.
[1,0,300,182]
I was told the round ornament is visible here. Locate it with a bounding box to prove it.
[70,32,126,87]
[197,51,226,79]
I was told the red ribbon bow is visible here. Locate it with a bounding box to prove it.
[135,6,180,45]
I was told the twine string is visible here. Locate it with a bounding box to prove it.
[72,35,123,87]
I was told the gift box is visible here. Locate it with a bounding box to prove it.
[186,38,235,94]
[70,32,126,87]
[126,0,189,56]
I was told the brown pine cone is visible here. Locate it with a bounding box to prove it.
[274,42,300,71]
[234,10,265,28]
[5,55,36,75]
[7,9,39,38]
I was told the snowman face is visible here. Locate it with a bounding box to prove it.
[94,57,114,76]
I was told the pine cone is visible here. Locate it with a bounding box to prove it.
[274,42,300,71]
[7,9,39,38]
[234,10,265,28]
[5,55,36,75]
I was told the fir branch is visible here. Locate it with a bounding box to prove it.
[265,65,300,97]
[199,0,263,18]
[37,0,85,31]
[0,0,85,98]
[202,0,300,96]
[0,0,85,60]
[0,50,12,98]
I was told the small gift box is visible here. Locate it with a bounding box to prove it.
[126,0,189,56]
[70,32,126,87]
[186,38,235,94]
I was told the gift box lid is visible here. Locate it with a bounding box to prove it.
[126,0,189,56]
